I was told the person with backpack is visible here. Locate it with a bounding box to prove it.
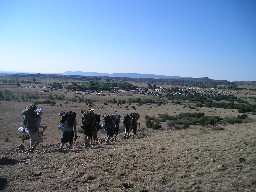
[113,115,121,141]
[103,114,114,143]
[22,104,47,152]
[130,113,140,138]
[93,114,101,144]
[58,111,77,150]
[81,109,96,146]
[123,114,131,138]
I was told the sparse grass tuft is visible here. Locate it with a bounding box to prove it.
[4,137,9,142]
[198,127,210,134]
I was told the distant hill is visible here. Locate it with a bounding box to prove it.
[62,71,181,79]
[0,71,18,76]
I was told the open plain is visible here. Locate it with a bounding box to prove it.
[0,75,256,191]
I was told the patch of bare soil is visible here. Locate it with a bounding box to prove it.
[1,121,255,191]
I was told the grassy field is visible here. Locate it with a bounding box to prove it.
[0,77,256,191]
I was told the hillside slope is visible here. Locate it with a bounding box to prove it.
[1,122,255,191]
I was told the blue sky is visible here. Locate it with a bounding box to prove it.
[0,0,255,81]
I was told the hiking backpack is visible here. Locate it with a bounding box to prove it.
[123,114,131,127]
[60,111,76,127]
[22,104,37,129]
[95,114,101,130]
[104,115,112,126]
[81,111,95,129]
[130,113,140,120]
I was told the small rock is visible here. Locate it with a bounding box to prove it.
[32,171,42,176]
[122,182,133,189]
[239,157,246,163]
[87,175,96,181]
[217,164,227,171]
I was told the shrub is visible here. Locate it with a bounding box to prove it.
[199,116,221,126]
[4,137,9,142]
[0,90,16,101]
[237,114,248,119]
[35,100,56,105]
[145,119,153,128]
[152,122,162,130]
[223,114,248,124]
[224,117,242,124]
[151,119,162,130]
[158,114,169,122]
[167,120,175,128]
[145,115,155,121]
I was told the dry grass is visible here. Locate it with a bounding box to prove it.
[0,85,256,191]
[0,122,255,191]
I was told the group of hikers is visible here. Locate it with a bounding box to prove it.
[19,104,140,152]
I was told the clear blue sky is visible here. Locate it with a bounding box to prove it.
[0,0,255,81]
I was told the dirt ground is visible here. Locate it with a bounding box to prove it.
[0,98,256,191]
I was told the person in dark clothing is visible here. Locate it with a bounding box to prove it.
[114,115,121,141]
[58,111,77,150]
[123,114,131,138]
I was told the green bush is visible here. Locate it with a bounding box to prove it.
[35,100,56,105]
[224,117,242,124]
[0,90,16,101]
[145,115,155,121]
[199,116,221,126]
[152,122,162,130]
[145,119,153,128]
[224,114,248,124]
[237,114,248,119]
[154,113,224,130]
[158,114,170,122]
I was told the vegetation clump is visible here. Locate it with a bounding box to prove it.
[145,112,249,130]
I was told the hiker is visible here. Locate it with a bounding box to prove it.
[130,113,140,138]
[131,115,138,137]
[81,109,96,146]
[123,114,131,138]
[113,115,121,141]
[89,109,98,145]
[103,115,114,143]
[58,111,77,150]
[22,104,47,152]
[93,113,101,144]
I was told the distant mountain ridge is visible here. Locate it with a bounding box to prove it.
[62,71,182,79]
[0,70,230,82]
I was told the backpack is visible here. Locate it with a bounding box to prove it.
[60,111,76,127]
[130,113,140,120]
[81,112,95,130]
[94,114,101,130]
[130,113,140,126]
[123,114,131,127]
[115,115,121,124]
[104,115,112,126]
[22,104,37,130]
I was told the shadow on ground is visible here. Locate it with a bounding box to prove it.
[0,178,8,190]
[0,157,19,166]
